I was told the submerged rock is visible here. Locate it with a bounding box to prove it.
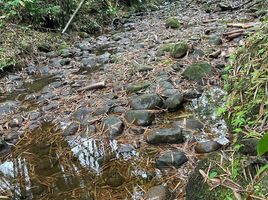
[146,127,183,144]
[164,92,183,111]
[130,93,163,110]
[156,150,188,168]
[63,122,79,136]
[124,110,155,126]
[145,185,173,200]
[182,62,213,84]
[165,17,180,29]
[195,141,222,153]
[105,171,125,187]
[101,116,124,138]
[171,42,188,58]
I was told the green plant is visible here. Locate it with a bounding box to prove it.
[258,133,268,157]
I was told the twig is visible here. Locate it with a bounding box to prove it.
[62,0,86,34]
[77,81,106,92]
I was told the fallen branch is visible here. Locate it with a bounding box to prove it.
[77,81,106,92]
[62,0,86,34]
[223,29,244,36]
[226,22,255,29]
[226,32,244,40]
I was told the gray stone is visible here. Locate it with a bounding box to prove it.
[0,101,19,119]
[73,108,91,122]
[195,141,222,153]
[92,106,111,116]
[124,110,155,126]
[145,185,173,200]
[60,48,73,58]
[164,92,183,111]
[60,58,71,66]
[130,94,163,110]
[97,52,110,63]
[209,36,223,45]
[173,118,204,130]
[101,116,124,138]
[63,122,79,136]
[81,56,98,67]
[146,127,183,144]
[29,111,41,121]
[156,150,188,168]
[9,116,24,128]
[42,103,59,111]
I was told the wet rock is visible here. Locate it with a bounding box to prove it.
[29,111,41,121]
[171,42,188,58]
[145,185,173,200]
[182,62,213,84]
[124,110,155,126]
[63,122,79,136]
[146,127,183,144]
[0,101,19,119]
[105,171,125,187]
[165,17,180,29]
[195,141,222,153]
[164,92,183,111]
[156,150,188,168]
[9,116,24,128]
[130,93,163,110]
[173,118,204,130]
[126,80,150,93]
[42,102,59,111]
[209,35,223,45]
[101,116,124,138]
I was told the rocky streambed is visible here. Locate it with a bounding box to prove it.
[0,0,262,199]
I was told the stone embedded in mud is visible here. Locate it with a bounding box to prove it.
[165,17,180,29]
[63,122,79,136]
[124,110,155,126]
[130,93,163,110]
[171,42,188,58]
[101,116,124,138]
[195,141,222,153]
[126,81,150,93]
[182,62,213,84]
[163,92,183,111]
[209,35,223,45]
[146,127,184,144]
[144,185,173,200]
[105,171,125,187]
[0,101,19,119]
[156,150,188,168]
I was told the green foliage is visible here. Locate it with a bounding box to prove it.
[223,25,268,146]
[258,132,268,157]
[208,171,218,179]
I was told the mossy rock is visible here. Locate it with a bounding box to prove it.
[171,42,188,58]
[182,62,213,84]
[165,17,180,29]
[186,152,248,200]
[157,43,175,56]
